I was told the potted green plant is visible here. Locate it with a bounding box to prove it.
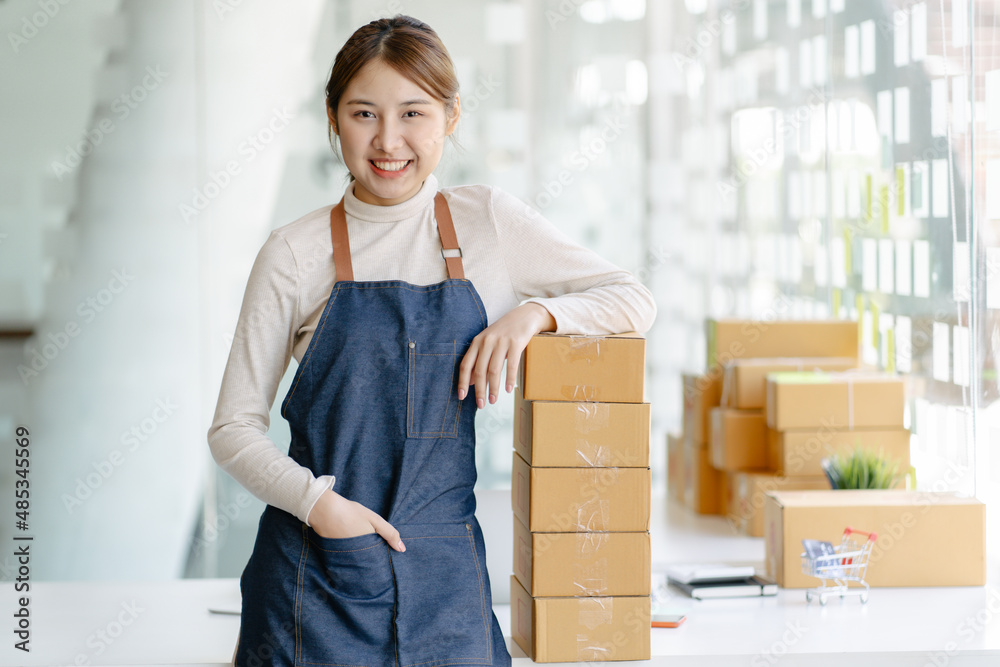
[821,445,902,490]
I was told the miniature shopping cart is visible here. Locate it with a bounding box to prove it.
[801,527,877,605]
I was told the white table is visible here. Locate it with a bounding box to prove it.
[3,498,999,666]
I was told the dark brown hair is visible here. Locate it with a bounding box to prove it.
[324,15,460,159]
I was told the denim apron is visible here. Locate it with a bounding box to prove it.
[234,191,510,667]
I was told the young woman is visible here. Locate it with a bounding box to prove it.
[208,14,656,667]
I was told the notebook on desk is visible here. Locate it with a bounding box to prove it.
[669,575,778,600]
[663,563,756,585]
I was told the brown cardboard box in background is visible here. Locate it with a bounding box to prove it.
[766,372,905,430]
[709,408,767,471]
[667,433,685,503]
[764,490,986,588]
[514,387,650,467]
[511,452,651,532]
[706,319,859,369]
[682,372,722,444]
[513,516,650,597]
[767,427,911,476]
[722,357,857,409]
[726,471,829,537]
[518,332,646,403]
[720,471,735,517]
[683,438,722,515]
[511,576,651,662]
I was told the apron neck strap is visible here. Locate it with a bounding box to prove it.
[328,192,465,282]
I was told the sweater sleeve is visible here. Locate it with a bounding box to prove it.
[489,187,657,335]
[206,230,336,526]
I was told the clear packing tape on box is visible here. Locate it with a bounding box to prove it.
[572,402,614,466]
[510,576,653,663]
[520,332,646,404]
[562,336,605,401]
[513,453,650,533]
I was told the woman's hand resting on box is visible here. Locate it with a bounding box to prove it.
[456,302,556,409]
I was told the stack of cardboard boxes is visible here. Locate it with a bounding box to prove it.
[671,319,913,537]
[664,318,988,590]
[511,332,651,662]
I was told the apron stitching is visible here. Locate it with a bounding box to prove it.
[436,341,456,435]
[305,539,384,554]
[297,527,380,667]
[295,523,310,666]
[285,287,342,413]
[339,282,462,293]
[408,350,461,438]
[388,544,401,667]
[394,534,494,667]
[453,398,464,435]
[407,342,414,436]
[466,526,492,660]
[403,659,492,666]
[461,284,488,330]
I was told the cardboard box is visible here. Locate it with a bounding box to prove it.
[766,372,905,430]
[682,372,722,444]
[767,427,911,476]
[726,471,829,537]
[512,452,650,532]
[514,387,650,467]
[511,576,651,662]
[720,471,735,517]
[706,319,859,369]
[518,332,645,403]
[709,408,767,471]
[764,490,986,588]
[722,357,857,409]
[513,516,650,597]
[682,438,722,515]
[667,433,685,503]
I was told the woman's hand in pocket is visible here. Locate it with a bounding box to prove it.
[307,490,405,552]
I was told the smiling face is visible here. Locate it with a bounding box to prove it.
[331,59,460,206]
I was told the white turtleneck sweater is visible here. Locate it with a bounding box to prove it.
[207,174,657,526]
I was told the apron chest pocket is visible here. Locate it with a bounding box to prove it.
[407,340,465,439]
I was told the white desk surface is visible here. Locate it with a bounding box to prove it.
[3,497,999,667]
